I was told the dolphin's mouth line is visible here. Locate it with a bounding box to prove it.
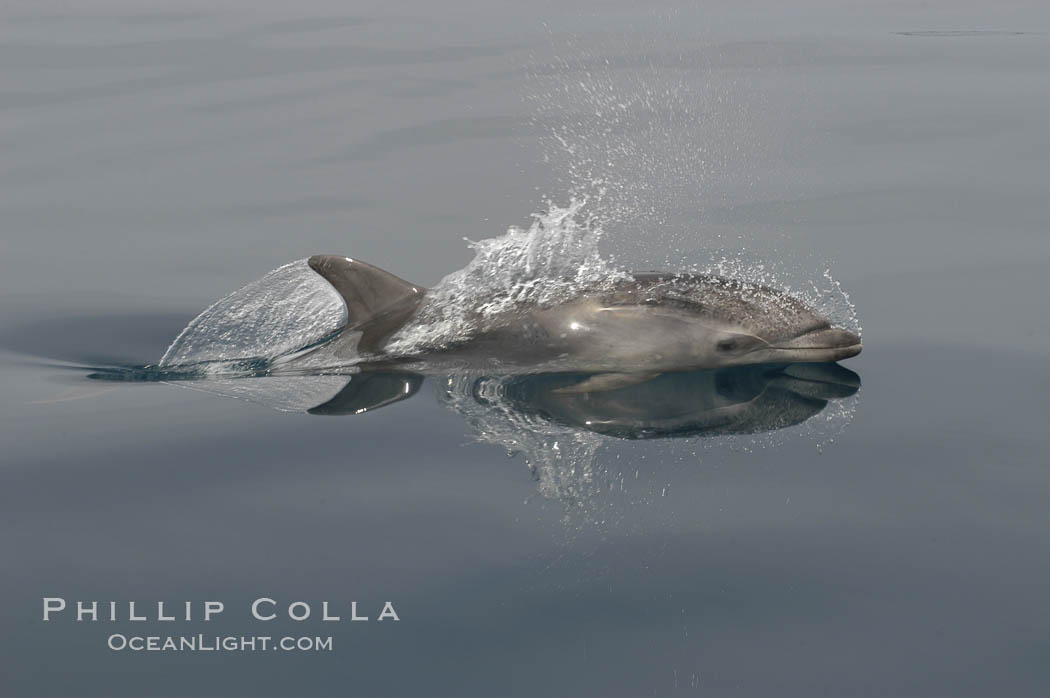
[771,342,863,351]
[765,344,862,358]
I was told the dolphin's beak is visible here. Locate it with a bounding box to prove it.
[767,327,862,363]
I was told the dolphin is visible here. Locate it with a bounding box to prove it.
[292,255,861,383]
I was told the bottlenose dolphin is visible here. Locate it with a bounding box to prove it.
[293,255,861,382]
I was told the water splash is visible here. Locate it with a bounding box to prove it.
[159,259,346,371]
[439,369,859,528]
[385,199,629,354]
[525,33,763,259]
[440,373,611,505]
[686,252,861,336]
[521,36,859,338]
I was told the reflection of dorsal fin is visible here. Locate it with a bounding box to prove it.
[307,371,423,416]
[307,255,425,354]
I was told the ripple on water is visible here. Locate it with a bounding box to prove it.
[894,30,1031,37]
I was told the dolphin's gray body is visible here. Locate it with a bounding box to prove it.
[295,255,861,378]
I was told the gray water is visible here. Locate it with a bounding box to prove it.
[2,2,1050,696]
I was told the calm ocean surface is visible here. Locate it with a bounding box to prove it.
[2,2,1049,696]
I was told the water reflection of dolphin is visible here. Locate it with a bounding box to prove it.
[490,363,859,439]
[85,362,858,441]
[304,363,859,440]
[294,256,861,380]
[84,360,858,507]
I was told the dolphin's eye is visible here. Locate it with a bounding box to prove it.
[717,335,762,353]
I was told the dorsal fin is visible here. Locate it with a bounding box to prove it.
[307,255,425,354]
